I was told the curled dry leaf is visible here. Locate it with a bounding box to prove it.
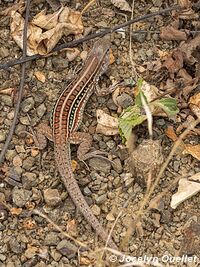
[10,6,83,55]
[96,109,119,136]
[170,173,200,209]
[111,0,131,12]
[162,50,183,77]
[160,26,187,41]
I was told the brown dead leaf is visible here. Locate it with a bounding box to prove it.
[34,71,46,83]
[111,0,131,12]
[165,126,178,141]
[11,6,83,55]
[189,92,200,108]
[160,26,187,41]
[0,0,25,16]
[180,34,200,65]
[11,11,42,56]
[31,8,63,30]
[162,50,183,77]
[183,144,200,160]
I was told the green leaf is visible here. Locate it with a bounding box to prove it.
[119,105,146,142]
[154,98,179,116]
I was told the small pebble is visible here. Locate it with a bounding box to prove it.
[12,188,32,207]
[91,204,101,216]
[116,93,134,108]
[44,189,61,207]
[56,240,77,258]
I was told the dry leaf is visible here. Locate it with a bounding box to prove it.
[183,144,200,160]
[0,0,25,16]
[10,6,83,55]
[34,71,46,83]
[171,173,200,209]
[32,8,63,30]
[165,126,178,141]
[111,0,131,12]
[163,50,183,77]
[189,92,200,108]
[180,34,200,65]
[160,26,187,41]
[96,109,119,136]
[11,11,42,56]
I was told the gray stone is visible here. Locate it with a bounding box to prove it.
[8,238,23,254]
[44,189,61,207]
[112,158,123,173]
[0,131,6,142]
[12,187,32,207]
[36,103,46,118]
[44,232,60,246]
[95,193,107,205]
[21,97,35,113]
[116,93,134,108]
[88,158,111,174]
[1,95,12,106]
[22,157,35,170]
[56,240,77,258]
[22,172,38,189]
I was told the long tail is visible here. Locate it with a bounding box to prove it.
[54,142,117,249]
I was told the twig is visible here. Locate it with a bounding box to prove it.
[0,5,181,70]
[33,209,88,249]
[0,0,30,164]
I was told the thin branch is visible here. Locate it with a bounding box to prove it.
[0,4,181,70]
[0,0,30,164]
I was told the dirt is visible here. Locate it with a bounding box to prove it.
[0,0,199,267]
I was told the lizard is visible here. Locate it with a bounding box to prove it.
[36,35,117,249]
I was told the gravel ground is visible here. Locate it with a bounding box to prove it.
[0,0,199,267]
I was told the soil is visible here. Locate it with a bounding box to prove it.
[0,0,199,267]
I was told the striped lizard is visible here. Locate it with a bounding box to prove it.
[36,35,117,248]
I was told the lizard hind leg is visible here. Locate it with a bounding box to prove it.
[69,132,111,163]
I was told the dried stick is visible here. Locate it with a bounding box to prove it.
[0,0,30,164]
